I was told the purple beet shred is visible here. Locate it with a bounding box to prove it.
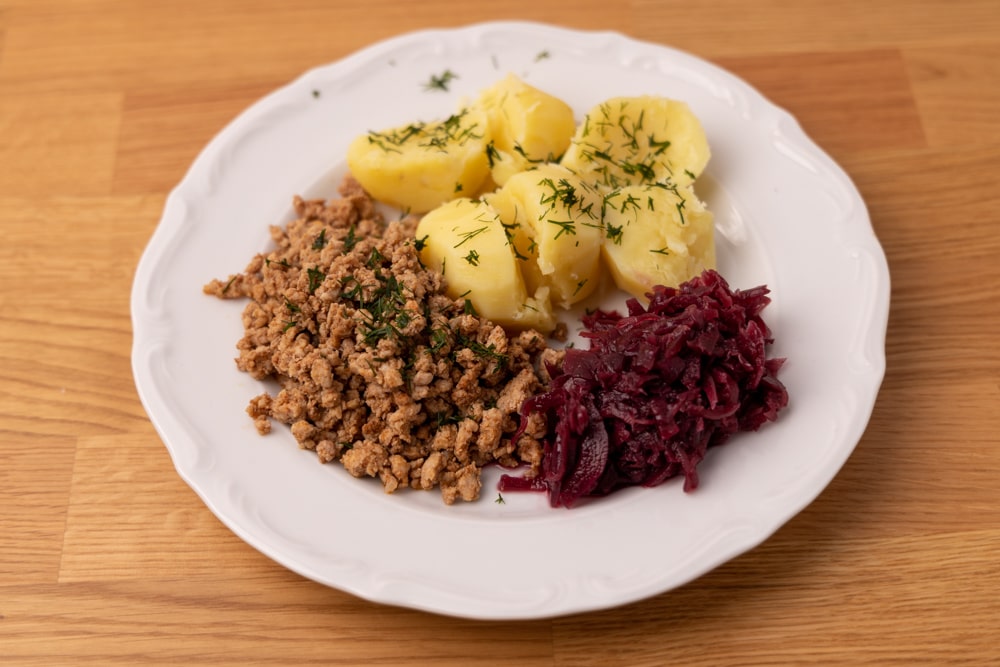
[500,269,789,508]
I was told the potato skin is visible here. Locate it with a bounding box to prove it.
[347,108,492,214]
[415,198,556,332]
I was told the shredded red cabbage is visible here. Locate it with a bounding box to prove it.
[500,269,789,508]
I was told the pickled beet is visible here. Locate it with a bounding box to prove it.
[500,270,789,508]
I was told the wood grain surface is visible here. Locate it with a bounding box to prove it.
[2,1,998,664]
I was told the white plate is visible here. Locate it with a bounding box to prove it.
[131,21,889,620]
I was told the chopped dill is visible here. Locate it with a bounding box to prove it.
[429,328,449,353]
[471,340,507,364]
[547,219,577,239]
[365,109,482,155]
[423,69,458,92]
[339,275,364,301]
[512,143,552,165]
[366,247,385,269]
[485,141,500,168]
[500,221,529,261]
[307,268,325,294]
[605,223,624,244]
[648,135,671,155]
[344,223,358,251]
[620,159,657,182]
[454,225,488,248]
[538,177,579,210]
[456,332,508,365]
[619,192,643,215]
[350,272,411,345]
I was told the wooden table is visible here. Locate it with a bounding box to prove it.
[2,1,998,664]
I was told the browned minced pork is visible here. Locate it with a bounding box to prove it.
[204,177,563,504]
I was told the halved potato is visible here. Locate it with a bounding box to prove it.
[561,96,711,188]
[347,107,492,213]
[600,182,716,299]
[415,198,555,332]
[475,74,577,187]
[486,163,603,308]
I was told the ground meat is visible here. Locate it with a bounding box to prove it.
[204,177,562,503]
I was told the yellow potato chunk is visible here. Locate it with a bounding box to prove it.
[347,107,492,213]
[600,182,716,299]
[561,96,711,188]
[348,79,718,333]
[415,198,556,332]
[475,74,577,187]
[486,164,603,308]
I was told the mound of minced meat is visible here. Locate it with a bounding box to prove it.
[204,177,562,504]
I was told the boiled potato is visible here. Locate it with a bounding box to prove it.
[415,198,556,332]
[351,79,718,331]
[486,164,603,308]
[561,96,710,188]
[347,107,492,213]
[600,182,716,299]
[475,74,577,187]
